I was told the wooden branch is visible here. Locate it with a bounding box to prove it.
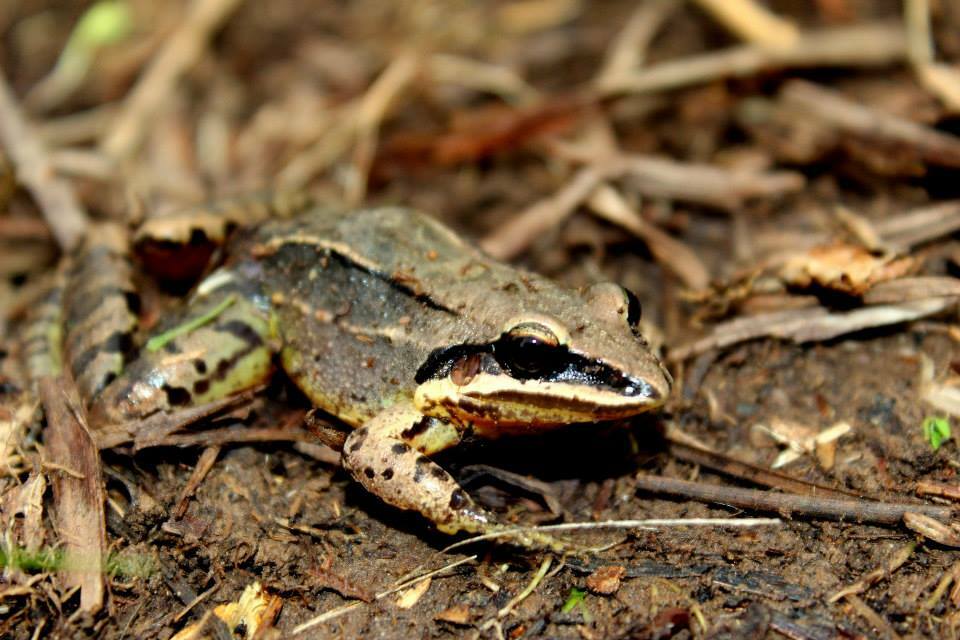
[634,474,954,525]
[0,66,88,250]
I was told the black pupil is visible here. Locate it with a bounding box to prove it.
[494,334,563,379]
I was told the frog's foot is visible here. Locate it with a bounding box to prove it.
[341,403,571,551]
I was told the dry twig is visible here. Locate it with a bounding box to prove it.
[481,155,802,260]
[845,594,902,640]
[594,0,678,88]
[278,52,419,197]
[665,434,860,501]
[829,542,916,603]
[633,475,953,525]
[291,555,478,635]
[597,23,906,96]
[780,79,960,167]
[38,377,106,613]
[874,200,960,251]
[905,0,960,112]
[0,67,88,250]
[172,445,221,520]
[480,164,607,260]
[692,0,799,49]
[670,296,957,361]
[100,0,243,160]
[586,184,710,290]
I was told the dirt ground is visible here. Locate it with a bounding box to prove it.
[3,1,960,638]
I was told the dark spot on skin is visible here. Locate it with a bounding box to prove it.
[162,385,191,406]
[70,329,133,379]
[391,442,410,455]
[400,417,432,441]
[193,359,207,374]
[95,372,117,395]
[364,467,375,479]
[188,228,211,245]
[101,330,134,355]
[163,340,182,354]
[124,290,142,315]
[216,359,231,376]
[430,467,447,480]
[217,319,265,348]
[449,489,469,510]
[348,428,368,453]
[457,398,501,421]
[413,455,430,483]
[382,468,394,480]
[193,379,210,395]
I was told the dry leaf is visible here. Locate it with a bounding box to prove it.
[752,419,851,469]
[780,243,916,295]
[920,354,960,417]
[395,576,432,609]
[586,565,626,595]
[171,582,281,640]
[435,604,473,625]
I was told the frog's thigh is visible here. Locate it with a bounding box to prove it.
[341,403,491,535]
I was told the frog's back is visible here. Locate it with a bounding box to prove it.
[246,207,502,426]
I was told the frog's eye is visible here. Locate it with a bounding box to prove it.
[493,323,566,380]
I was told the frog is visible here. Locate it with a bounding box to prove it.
[35,202,672,548]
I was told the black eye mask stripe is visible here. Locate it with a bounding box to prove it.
[415,340,654,398]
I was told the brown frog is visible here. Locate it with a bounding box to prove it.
[32,203,672,548]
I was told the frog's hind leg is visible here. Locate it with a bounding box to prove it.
[89,268,276,426]
[25,223,138,405]
[341,403,566,550]
[61,223,139,403]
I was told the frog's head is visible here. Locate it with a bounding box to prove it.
[414,282,671,434]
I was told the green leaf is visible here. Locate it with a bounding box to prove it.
[561,587,586,613]
[923,416,951,451]
[73,0,134,50]
[146,294,236,352]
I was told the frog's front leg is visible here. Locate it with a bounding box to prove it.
[341,402,566,550]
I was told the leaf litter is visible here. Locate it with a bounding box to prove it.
[2,0,960,637]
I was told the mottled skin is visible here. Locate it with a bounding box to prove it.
[86,206,672,547]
